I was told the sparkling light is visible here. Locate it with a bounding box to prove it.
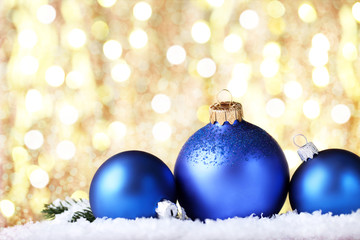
[239,10,259,30]
[25,89,43,113]
[29,168,49,189]
[308,48,328,67]
[152,122,172,141]
[45,66,65,87]
[191,21,211,44]
[18,29,38,49]
[0,200,15,217]
[312,33,330,51]
[133,2,152,21]
[207,0,224,7]
[312,66,329,87]
[129,29,148,49]
[56,140,76,160]
[263,42,281,59]
[166,45,186,65]
[352,2,360,22]
[103,40,122,60]
[67,29,86,49]
[331,104,351,124]
[36,5,56,24]
[59,105,79,125]
[266,98,285,118]
[24,130,44,150]
[66,71,85,89]
[19,56,39,75]
[92,133,110,151]
[260,59,279,78]
[298,3,317,23]
[284,81,302,99]
[342,42,358,61]
[111,62,131,82]
[108,121,127,140]
[196,58,216,78]
[223,34,243,53]
[91,20,109,40]
[267,1,285,18]
[303,100,320,119]
[97,0,117,8]
[151,94,171,114]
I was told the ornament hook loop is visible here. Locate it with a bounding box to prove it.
[216,89,233,106]
[293,134,308,148]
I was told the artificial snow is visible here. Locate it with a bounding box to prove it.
[1,210,360,240]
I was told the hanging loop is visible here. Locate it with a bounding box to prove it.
[293,134,308,148]
[216,89,233,106]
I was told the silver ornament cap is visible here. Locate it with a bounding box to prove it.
[293,134,319,162]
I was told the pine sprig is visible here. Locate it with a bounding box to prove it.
[71,207,96,223]
[41,201,69,220]
[42,198,95,223]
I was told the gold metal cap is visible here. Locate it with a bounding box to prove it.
[209,89,243,125]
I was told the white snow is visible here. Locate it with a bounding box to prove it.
[1,210,360,240]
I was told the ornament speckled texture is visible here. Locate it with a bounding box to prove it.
[290,149,360,215]
[89,151,176,219]
[175,120,289,220]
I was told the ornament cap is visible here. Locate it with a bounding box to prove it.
[293,134,319,162]
[209,89,243,125]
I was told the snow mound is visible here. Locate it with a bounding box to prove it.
[1,210,360,240]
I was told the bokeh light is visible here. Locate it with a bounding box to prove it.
[191,21,211,44]
[24,130,44,150]
[25,89,43,113]
[239,10,259,29]
[29,168,49,189]
[36,5,56,24]
[207,0,224,7]
[19,56,39,75]
[97,0,117,8]
[133,2,152,21]
[331,104,351,124]
[303,100,320,119]
[197,58,216,78]
[312,67,329,87]
[67,29,87,49]
[129,29,148,49]
[103,40,122,60]
[111,62,131,82]
[59,105,79,125]
[45,66,65,87]
[152,122,172,141]
[166,45,186,65]
[56,141,76,160]
[0,200,15,218]
[284,81,302,100]
[266,98,285,118]
[151,94,171,114]
[298,3,317,23]
[18,29,38,49]
[267,1,285,18]
[223,34,243,53]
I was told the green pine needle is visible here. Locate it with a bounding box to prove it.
[42,198,95,223]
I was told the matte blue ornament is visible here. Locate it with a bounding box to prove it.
[175,95,289,220]
[89,150,176,219]
[289,135,360,215]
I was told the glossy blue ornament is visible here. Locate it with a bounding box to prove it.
[175,100,289,220]
[89,150,176,219]
[289,146,360,215]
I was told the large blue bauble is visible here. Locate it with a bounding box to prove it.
[289,149,360,215]
[174,120,289,220]
[89,151,176,219]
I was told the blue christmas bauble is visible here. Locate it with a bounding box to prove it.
[289,149,360,215]
[175,119,289,220]
[89,150,176,219]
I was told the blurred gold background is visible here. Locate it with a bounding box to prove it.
[1,0,360,226]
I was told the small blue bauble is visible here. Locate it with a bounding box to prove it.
[89,150,176,219]
[175,119,289,220]
[289,149,360,215]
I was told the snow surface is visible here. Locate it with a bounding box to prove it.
[1,210,360,240]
